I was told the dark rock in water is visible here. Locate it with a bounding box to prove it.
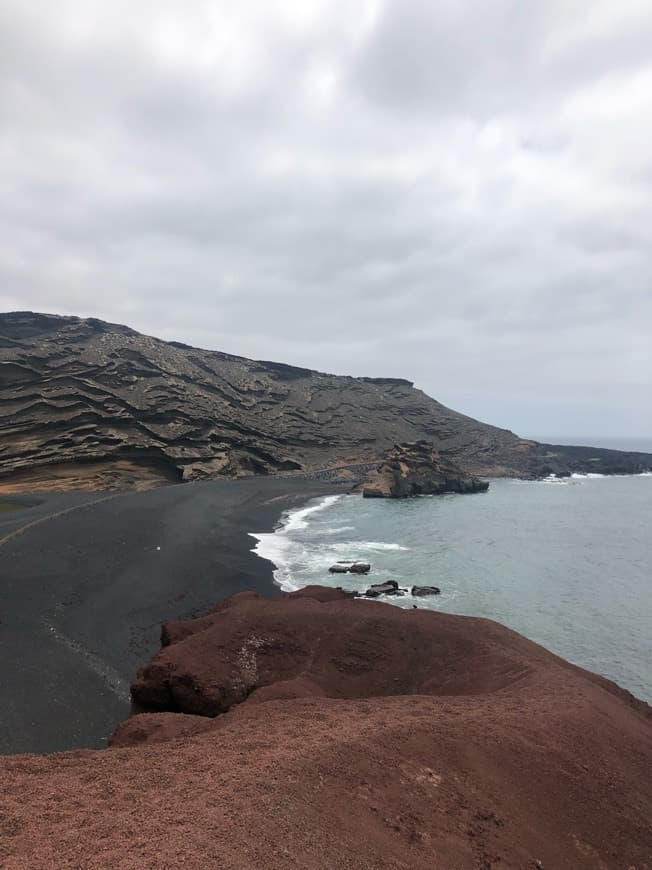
[329,562,371,575]
[412,585,441,597]
[361,487,385,499]
[360,441,489,499]
[365,587,404,598]
[365,581,404,598]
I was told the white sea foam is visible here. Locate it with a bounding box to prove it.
[570,471,652,480]
[282,494,345,531]
[330,540,409,552]
[248,530,298,591]
[250,494,348,591]
[510,471,652,484]
[510,476,569,485]
[250,494,409,592]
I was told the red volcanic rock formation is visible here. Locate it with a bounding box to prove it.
[0,588,650,869]
[130,588,540,717]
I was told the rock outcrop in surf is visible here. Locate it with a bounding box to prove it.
[358,441,489,498]
[360,440,490,498]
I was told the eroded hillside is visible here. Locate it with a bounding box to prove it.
[1,312,649,490]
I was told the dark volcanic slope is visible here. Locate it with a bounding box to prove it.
[1,312,650,489]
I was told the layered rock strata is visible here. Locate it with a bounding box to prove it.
[1,311,651,491]
[360,440,489,497]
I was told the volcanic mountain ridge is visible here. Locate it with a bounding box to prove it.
[1,311,650,491]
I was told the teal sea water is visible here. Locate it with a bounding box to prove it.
[252,465,652,702]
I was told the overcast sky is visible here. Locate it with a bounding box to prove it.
[1,0,651,439]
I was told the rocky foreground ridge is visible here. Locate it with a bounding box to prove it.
[1,587,649,868]
[1,311,651,491]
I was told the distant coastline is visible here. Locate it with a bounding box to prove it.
[530,435,652,453]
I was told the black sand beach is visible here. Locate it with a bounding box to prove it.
[0,477,342,754]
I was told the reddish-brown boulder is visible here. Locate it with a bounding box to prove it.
[0,587,650,869]
[286,584,357,602]
[130,593,547,717]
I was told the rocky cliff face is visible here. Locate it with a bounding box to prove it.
[360,441,490,498]
[1,312,650,490]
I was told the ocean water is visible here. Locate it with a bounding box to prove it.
[251,474,652,702]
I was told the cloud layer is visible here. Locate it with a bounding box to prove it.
[2,0,651,437]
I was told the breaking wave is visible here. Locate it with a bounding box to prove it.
[250,495,409,594]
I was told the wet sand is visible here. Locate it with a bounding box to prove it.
[0,477,342,754]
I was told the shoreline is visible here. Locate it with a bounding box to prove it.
[252,476,652,703]
[250,491,349,593]
[0,476,345,755]
[3,470,650,754]
[2,477,651,866]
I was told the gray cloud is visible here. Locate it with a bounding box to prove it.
[1,0,651,438]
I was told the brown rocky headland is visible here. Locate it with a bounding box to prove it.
[0,586,650,869]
